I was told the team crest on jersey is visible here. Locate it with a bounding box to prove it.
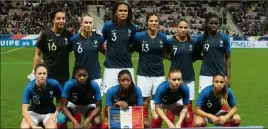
[128,29,131,36]
[219,40,224,47]
[65,38,68,44]
[49,91,53,97]
[94,40,98,47]
[207,100,212,108]
[189,44,193,51]
[160,41,163,47]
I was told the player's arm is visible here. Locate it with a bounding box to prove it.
[54,80,63,114]
[103,89,114,124]
[60,81,78,124]
[155,104,173,126]
[84,81,103,125]
[224,89,237,120]
[225,34,231,87]
[136,87,144,106]
[154,84,173,126]
[99,36,106,55]
[163,44,171,60]
[163,35,171,60]
[175,86,190,127]
[22,86,39,128]
[32,47,42,69]
[84,101,102,126]
[32,32,46,69]
[192,37,203,62]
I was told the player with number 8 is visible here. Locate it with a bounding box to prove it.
[58,64,103,129]
[196,12,231,93]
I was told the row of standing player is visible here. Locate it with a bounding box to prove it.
[23,1,238,128]
[21,64,241,128]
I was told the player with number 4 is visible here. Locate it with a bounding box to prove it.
[31,8,73,87]
[58,65,103,129]
[133,12,169,127]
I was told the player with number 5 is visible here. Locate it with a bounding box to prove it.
[133,12,169,127]
[21,64,62,129]
[31,8,73,87]
[58,65,103,129]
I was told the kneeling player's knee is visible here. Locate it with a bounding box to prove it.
[143,98,150,106]
[193,116,206,127]
[231,114,241,126]
[92,116,101,125]
[20,118,30,128]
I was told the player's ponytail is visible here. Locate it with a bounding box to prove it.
[213,72,228,105]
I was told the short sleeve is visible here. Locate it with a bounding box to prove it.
[135,87,144,106]
[105,88,114,106]
[22,84,32,104]
[227,88,236,108]
[224,34,231,53]
[91,80,102,101]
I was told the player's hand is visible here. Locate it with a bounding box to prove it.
[39,59,44,64]
[49,112,58,122]
[175,123,181,128]
[209,114,219,125]
[82,123,89,129]
[73,121,82,129]
[116,101,129,109]
[167,122,175,128]
[32,125,43,129]
[218,116,228,125]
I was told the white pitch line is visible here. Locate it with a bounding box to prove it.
[1,47,24,55]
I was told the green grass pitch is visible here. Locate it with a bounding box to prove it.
[1,47,268,128]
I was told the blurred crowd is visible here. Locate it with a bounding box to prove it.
[1,1,267,36]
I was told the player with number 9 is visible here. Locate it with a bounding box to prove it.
[21,64,62,129]
[133,12,169,127]
[101,1,136,94]
[32,8,73,87]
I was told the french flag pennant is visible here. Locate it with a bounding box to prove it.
[109,106,144,129]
